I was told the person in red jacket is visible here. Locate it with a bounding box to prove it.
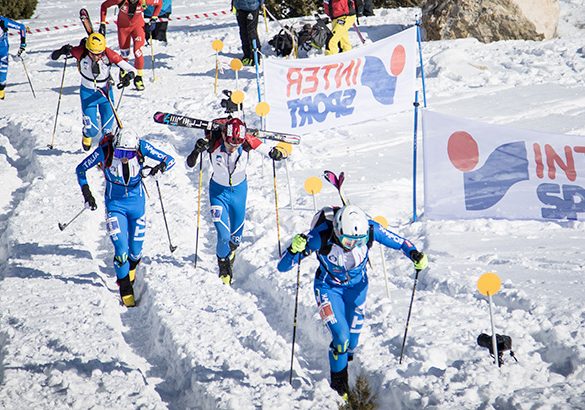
[51,33,137,151]
[99,0,162,91]
[323,0,357,55]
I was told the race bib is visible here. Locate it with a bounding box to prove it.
[319,302,336,324]
[106,216,121,236]
[210,205,223,222]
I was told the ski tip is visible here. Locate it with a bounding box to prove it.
[153,112,164,122]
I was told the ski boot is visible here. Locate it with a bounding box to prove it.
[134,75,145,91]
[241,57,254,67]
[228,242,239,270]
[82,135,92,151]
[129,258,141,285]
[117,274,136,307]
[217,256,233,285]
[0,85,5,100]
[330,366,349,402]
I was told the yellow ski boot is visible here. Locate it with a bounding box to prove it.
[117,275,136,307]
[82,135,92,151]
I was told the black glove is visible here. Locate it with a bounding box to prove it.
[149,161,167,177]
[51,44,72,60]
[269,147,286,161]
[118,70,135,89]
[195,138,209,153]
[146,16,158,32]
[187,139,209,168]
[17,45,26,57]
[98,23,106,36]
[81,184,97,211]
[409,250,428,270]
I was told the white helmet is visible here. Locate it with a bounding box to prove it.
[114,129,139,150]
[333,205,370,250]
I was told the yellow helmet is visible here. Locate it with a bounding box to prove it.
[86,32,106,54]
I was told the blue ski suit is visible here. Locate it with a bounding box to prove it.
[191,119,271,259]
[69,44,136,141]
[0,16,26,89]
[277,209,419,373]
[76,138,175,280]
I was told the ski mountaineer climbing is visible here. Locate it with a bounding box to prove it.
[277,205,428,400]
[75,129,175,307]
[99,0,162,91]
[0,15,27,100]
[51,33,137,151]
[186,117,288,285]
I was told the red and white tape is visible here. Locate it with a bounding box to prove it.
[9,9,229,36]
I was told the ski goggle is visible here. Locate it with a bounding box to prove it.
[114,148,137,160]
[338,233,368,250]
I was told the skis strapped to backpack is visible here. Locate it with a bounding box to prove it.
[80,9,94,35]
[153,112,301,145]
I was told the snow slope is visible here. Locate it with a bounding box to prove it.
[1,0,585,409]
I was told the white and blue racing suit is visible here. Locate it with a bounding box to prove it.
[76,139,175,280]
[0,16,26,89]
[206,136,270,258]
[278,215,418,373]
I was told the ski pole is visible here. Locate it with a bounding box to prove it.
[99,86,123,130]
[49,57,68,149]
[149,31,156,82]
[252,39,262,103]
[116,85,125,112]
[20,56,36,98]
[155,179,177,253]
[194,157,204,267]
[58,207,86,231]
[353,23,366,44]
[263,4,268,33]
[272,159,282,256]
[399,268,421,364]
[289,257,302,385]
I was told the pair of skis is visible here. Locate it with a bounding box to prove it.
[153,112,301,145]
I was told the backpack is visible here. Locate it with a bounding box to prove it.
[268,28,295,57]
[297,17,333,51]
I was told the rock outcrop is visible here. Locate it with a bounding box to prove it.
[421,0,559,43]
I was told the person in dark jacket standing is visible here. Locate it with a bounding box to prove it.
[233,0,263,66]
[144,0,172,45]
[323,0,357,55]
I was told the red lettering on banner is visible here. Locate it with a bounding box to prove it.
[287,68,303,98]
[352,58,362,85]
[302,66,320,94]
[285,58,361,98]
[322,64,338,90]
[545,144,576,181]
[334,60,357,89]
[534,143,544,178]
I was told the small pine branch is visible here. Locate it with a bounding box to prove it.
[340,373,378,410]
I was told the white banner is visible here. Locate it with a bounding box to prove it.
[264,27,418,134]
[422,110,585,221]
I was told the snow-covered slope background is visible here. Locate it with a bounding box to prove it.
[1,0,585,408]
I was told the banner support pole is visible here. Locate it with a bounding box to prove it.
[412,91,420,223]
[416,20,427,108]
